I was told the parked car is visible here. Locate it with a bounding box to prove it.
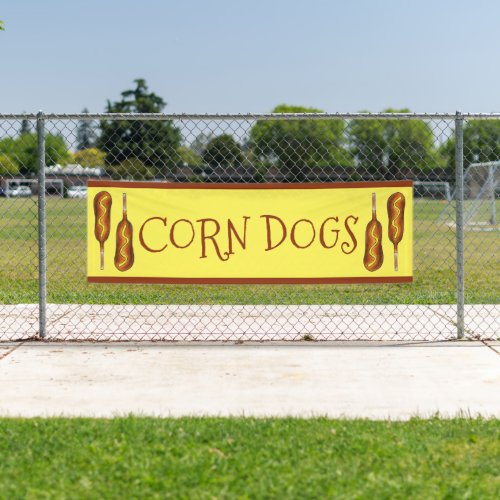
[67,185,87,199]
[7,185,32,197]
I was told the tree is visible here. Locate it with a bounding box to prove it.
[202,134,243,169]
[191,132,214,156]
[0,153,19,176]
[76,108,97,150]
[349,116,385,175]
[106,158,155,180]
[97,79,181,178]
[0,20,4,31]
[20,117,31,135]
[0,133,71,174]
[177,146,203,167]
[440,120,500,172]
[73,147,106,167]
[249,104,351,181]
[350,109,439,179]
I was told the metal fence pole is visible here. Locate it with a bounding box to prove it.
[490,165,497,226]
[37,111,47,338]
[455,111,465,339]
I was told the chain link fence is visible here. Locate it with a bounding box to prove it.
[0,112,498,341]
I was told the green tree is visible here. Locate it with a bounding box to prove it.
[440,120,500,171]
[0,153,19,176]
[0,133,71,174]
[177,146,203,167]
[350,109,439,179]
[20,117,31,135]
[202,134,243,169]
[107,158,155,180]
[0,20,4,31]
[73,147,106,167]
[191,132,214,156]
[97,79,181,178]
[250,104,350,181]
[349,116,385,174]
[76,108,97,150]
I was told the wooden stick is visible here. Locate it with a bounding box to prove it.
[100,244,105,271]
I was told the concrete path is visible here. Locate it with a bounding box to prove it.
[1,342,499,419]
[1,304,499,341]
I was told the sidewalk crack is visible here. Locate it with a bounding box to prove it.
[425,305,475,339]
[482,341,500,356]
[0,342,24,362]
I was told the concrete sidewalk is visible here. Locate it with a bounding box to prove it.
[1,342,499,419]
[1,304,499,341]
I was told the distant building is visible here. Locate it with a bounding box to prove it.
[46,163,109,187]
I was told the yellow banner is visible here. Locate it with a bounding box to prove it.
[87,181,413,284]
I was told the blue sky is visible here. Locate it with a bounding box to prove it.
[2,0,500,114]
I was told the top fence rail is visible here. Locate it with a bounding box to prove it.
[3,112,500,121]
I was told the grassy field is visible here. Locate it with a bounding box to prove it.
[0,197,498,305]
[0,417,498,498]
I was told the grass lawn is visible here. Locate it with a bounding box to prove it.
[0,417,498,498]
[0,197,498,305]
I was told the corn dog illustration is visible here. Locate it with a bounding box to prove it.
[114,193,134,272]
[93,191,112,270]
[363,192,384,272]
[387,192,406,271]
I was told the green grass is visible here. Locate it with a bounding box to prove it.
[0,417,498,498]
[0,198,498,305]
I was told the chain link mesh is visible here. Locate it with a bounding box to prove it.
[0,113,498,341]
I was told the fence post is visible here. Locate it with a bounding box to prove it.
[490,165,497,226]
[37,111,47,338]
[455,111,465,340]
